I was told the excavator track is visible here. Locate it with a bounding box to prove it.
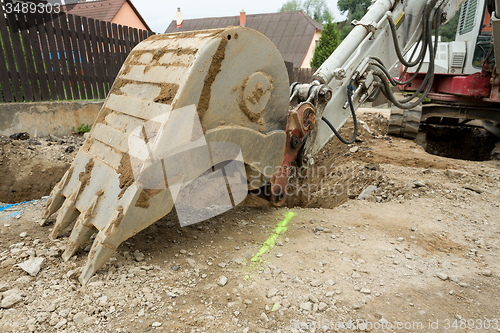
[387,106,422,140]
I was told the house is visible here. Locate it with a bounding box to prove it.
[62,0,152,32]
[165,9,322,69]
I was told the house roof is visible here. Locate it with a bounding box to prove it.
[62,0,151,32]
[165,11,322,68]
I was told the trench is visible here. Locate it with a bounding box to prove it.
[419,124,500,161]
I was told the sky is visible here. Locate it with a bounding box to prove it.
[131,0,347,33]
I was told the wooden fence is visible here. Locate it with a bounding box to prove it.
[0,1,154,102]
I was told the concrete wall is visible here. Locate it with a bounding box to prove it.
[0,100,104,138]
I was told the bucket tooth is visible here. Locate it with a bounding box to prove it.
[50,183,81,240]
[79,233,117,285]
[41,169,72,225]
[62,222,96,261]
[61,193,101,261]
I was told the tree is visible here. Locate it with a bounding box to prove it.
[310,21,340,68]
[279,0,333,24]
[439,11,460,42]
[337,0,372,39]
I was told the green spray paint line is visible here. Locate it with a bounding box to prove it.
[251,212,295,263]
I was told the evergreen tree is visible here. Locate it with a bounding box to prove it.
[310,21,340,68]
[337,0,372,39]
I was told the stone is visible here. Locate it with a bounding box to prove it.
[436,272,448,280]
[97,296,108,305]
[308,294,318,303]
[482,270,493,277]
[325,279,335,286]
[54,318,67,330]
[134,250,145,262]
[318,302,328,311]
[129,267,146,276]
[186,258,196,267]
[1,291,22,309]
[360,288,371,294]
[73,312,88,324]
[171,265,180,271]
[218,276,228,286]
[350,146,359,153]
[358,185,377,200]
[300,302,313,311]
[0,283,10,292]
[352,272,362,279]
[310,280,323,287]
[84,316,97,325]
[16,257,44,276]
[267,288,278,298]
[260,312,269,322]
[152,322,162,327]
[19,232,27,238]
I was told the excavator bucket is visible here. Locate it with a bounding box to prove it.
[42,27,290,284]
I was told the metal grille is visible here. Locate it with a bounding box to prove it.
[451,54,466,67]
[458,0,478,35]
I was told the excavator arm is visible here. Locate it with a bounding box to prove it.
[295,0,467,158]
[42,0,466,284]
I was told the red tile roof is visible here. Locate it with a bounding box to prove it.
[165,11,322,69]
[62,0,151,32]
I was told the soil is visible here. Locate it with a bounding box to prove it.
[1,109,500,333]
[0,134,84,204]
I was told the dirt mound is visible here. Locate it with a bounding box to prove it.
[0,134,83,204]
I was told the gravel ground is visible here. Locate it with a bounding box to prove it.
[0,110,500,333]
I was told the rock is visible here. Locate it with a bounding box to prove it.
[9,132,29,140]
[97,296,108,305]
[84,316,97,325]
[310,280,323,287]
[360,288,371,294]
[350,146,359,153]
[0,283,10,292]
[413,180,426,187]
[218,276,228,286]
[186,258,196,267]
[73,312,88,324]
[308,294,318,303]
[65,146,75,154]
[436,272,448,280]
[171,265,180,271]
[325,279,335,286]
[464,186,484,194]
[134,250,145,262]
[1,290,22,309]
[260,312,269,322]
[358,185,378,200]
[16,276,32,284]
[318,302,328,311]
[482,270,493,277]
[19,232,27,238]
[352,272,362,279]
[54,318,67,330]
[267,288,278,298]
[179,249,187,254]
[152,322,162,327]
[300,302,313,311]
[17,257,44,276]
[445,169,465,180]
[129,267,146,276]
